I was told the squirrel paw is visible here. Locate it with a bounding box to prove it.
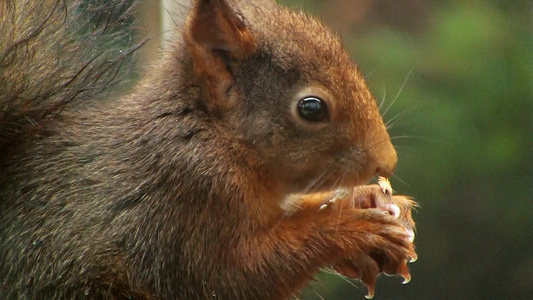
[350,178,417,243]
[330,179,418,298]
[331,210,417,299]
[282,178,418,299]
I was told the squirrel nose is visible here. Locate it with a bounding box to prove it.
[372,139,398,178]
[376,156,397,178]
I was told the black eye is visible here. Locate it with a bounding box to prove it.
[297,97,328,122]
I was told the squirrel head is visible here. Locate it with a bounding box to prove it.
[182,0,396,194]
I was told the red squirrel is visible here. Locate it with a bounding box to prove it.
[0,0,417,299]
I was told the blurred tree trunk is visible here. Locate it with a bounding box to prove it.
[137,0,191,66]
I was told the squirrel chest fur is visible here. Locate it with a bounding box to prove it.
[0,0,416,299]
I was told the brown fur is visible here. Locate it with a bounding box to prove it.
[0,0,414,299]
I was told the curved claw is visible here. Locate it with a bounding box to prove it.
[365,292,375,299]
[360,261,379,300]
[406,228,415,242]
[402,273,412,285]
[364,284,376,299]
[397,261,412,284]
[409,251,418,263]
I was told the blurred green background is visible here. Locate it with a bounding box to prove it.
[277,0,532,299]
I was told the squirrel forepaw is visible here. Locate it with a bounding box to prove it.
[331,223,417,299]
[329,178,418,298]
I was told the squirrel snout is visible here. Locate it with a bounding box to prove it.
[376,157,397,178]
[372,140,398,178]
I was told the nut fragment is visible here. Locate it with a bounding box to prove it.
[378,176,392,195]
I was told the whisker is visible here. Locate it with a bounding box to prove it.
[328,175,342,193]
[311,288,326,300]
[283,197,303,213]
[389,144,412,153]
[309,172,334,195]
[390,135,421,141]
[312,276,332,293]
[302,276,332,300]
[382,69,413,118]
[385,100,429,130]
[365,64,382,79]
[272,218,283,234]
[378,83,387,112]
[291,293,300,300]
[302,167,332,194]
[387,120,420,130]
[389,172,409,188]
[390,135,440,144]
[332,174,345,238]
[322,268,361,290]
[385,106,418,129]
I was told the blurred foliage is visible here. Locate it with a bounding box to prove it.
[278,0,532,299]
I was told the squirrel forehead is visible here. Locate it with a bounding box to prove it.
[237,0,350,69]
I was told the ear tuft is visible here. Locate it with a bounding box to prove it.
[184,0,256,108]
[187,0,255,57]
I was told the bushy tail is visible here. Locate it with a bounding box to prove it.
[0,0,143,151]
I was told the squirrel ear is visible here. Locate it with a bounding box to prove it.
[184,0,255,108]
